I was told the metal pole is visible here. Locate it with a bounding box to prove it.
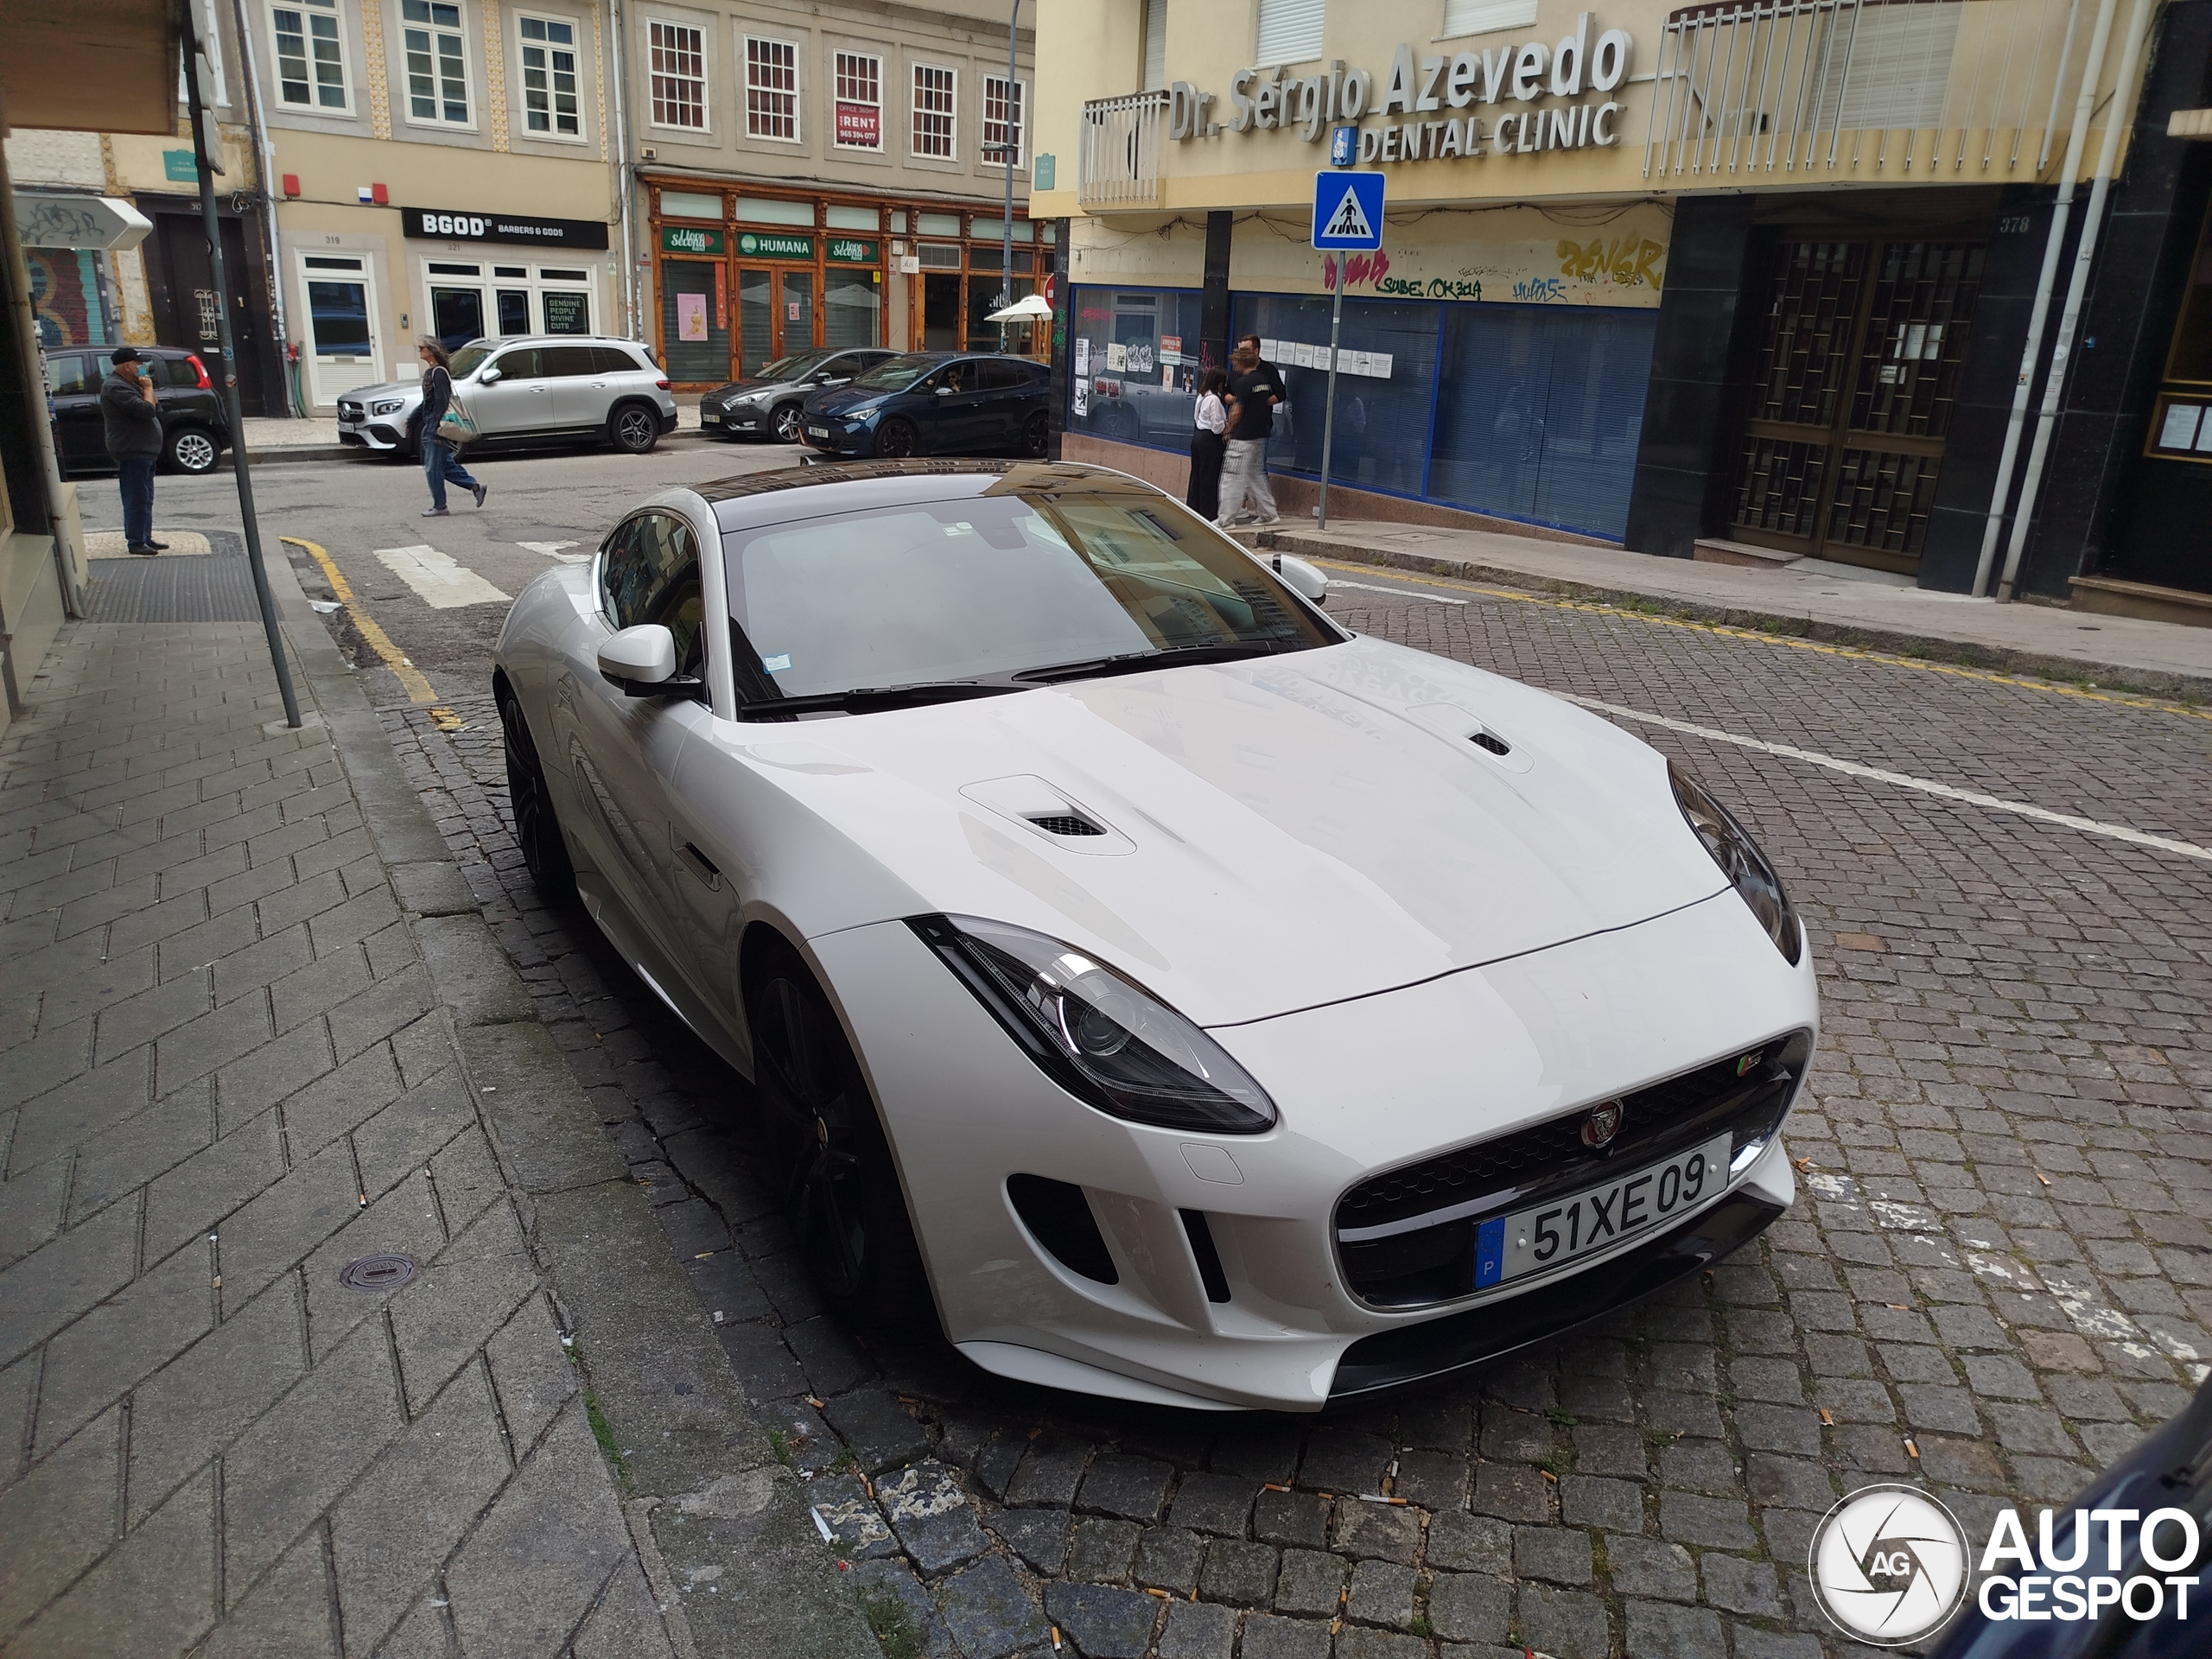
[181,10,302,728]
[1002,0,1020,353]
[1317,270,1344,531]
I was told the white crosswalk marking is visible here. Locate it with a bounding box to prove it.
[518,540,589,563]
[372,543,512,608]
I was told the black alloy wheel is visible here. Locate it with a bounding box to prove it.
[874,417,918,460]
[772,404,805,443]
[745,941,931,1325]
[609,403,660,454]
[497,688,575,900]
[163,425,220,475]
[1020,410,1049,459]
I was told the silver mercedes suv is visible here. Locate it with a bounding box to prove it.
[336,335,677,458]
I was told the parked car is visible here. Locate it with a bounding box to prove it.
[800,352,1050,459]
[699,347,899,443]
[44,344,231,476]
[336,336,677,459]
[489,459,1816,1411]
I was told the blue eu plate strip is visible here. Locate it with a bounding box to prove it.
[1475,1217,1505,1287]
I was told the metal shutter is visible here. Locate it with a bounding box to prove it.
[1142,0,1167,91]
[1810,4,1961,132]
[1441,0,1536,38]
[1255,0,1326,65]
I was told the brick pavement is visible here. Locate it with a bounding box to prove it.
[365,572,2212,1659]
[0,620,735,1656]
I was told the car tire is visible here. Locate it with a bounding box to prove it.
[745,938,932,1327]
[608,402,660,454]
[772,404,804,443]
[1020,411,1049,459]
[874,417,918,460]
[497,687,576,902]
[163,425,220,475]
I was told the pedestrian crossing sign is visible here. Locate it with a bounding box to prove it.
[1312,170,1385,251]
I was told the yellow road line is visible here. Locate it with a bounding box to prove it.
[282,535,441,706]
[1309,556,2212,724]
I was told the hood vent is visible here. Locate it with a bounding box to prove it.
[1470,731,1512,757]
[961,774,1135,855]
[1026,811,1106,838]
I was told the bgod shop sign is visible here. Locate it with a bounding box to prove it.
[1165,11,1634,162]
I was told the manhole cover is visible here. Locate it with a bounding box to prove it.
[338,1252,420,1291]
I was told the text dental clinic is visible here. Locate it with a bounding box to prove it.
[1166,13,1635,160]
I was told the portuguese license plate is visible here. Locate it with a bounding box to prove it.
[701,411,720,423]
[1476,1133,1733,1288]
[808,425,830,438]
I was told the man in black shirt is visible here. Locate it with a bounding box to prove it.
[1219,334,1282,527]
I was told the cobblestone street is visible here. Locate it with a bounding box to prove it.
[370,566,2212,1659]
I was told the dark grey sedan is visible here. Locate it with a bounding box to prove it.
[698,348,898,443]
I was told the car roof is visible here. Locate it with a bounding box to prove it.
[467,334,649,348]
[698,460,1154,531]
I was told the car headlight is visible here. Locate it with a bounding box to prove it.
[371,399,404,416]
[1670,765,1802,965]
[732,391,766,406]
[909,914,1277,1134]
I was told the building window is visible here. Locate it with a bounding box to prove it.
[401,0,470,125]
[270,0,347,108]
[834,50,880,149]
[1255,0,1325,64]
[518,15,580,137]
[912,63,955,159]
[1141,0,1166,91]
[982,75,1024,168]
[647,20,705,129]
[746,37,798,140]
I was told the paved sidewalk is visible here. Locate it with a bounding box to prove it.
[1,551,875,1652]
[1252,518,2212,697]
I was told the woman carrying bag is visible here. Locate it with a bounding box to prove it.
[1185,367,1230,523]
[416,337,488,517]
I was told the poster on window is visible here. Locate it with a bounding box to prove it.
[1072,376,1089,417]
[677,291,709,342]
[541,290,590,334]
[836,101,880,148]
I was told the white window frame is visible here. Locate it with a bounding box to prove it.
[910,60,957,161]
[515,10,585,142]
[399,0,475,130]
[831,49,881,151]
[644,16,709,132]
[743,35,801,143]
[982,73,1026,170]
[266,0,353,113]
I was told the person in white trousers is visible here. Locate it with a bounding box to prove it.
[1218,340,1282,527]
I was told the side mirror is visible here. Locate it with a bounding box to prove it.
[597,623,677,694]
[821,376,849,386]
[1271,553,1329,603]
[480,366,503,385]
[935,385,955,396]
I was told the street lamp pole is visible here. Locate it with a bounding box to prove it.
[1001,0,1020,353]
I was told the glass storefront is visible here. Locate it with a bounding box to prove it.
[420,257,594,352]
[1066,283,1657,541]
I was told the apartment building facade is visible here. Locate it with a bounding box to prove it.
[1034,0,2212,613]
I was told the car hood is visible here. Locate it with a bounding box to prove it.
[340,380,422,404]
[708,378,780,399]
[707,635,1732,1027]
[806,383,896,417]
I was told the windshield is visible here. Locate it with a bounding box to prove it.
[448,343,493,378]
[722,485,1338,705]
[757,350,833,383]
[851,354,940,392]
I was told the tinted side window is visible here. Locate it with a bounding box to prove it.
[491,346,542,378]
[588,345,643,374]
[977,359,1024,391]
[160,355,205,389]
[538,345,596,378]
[601,511,700,651]
[45,354,94,395]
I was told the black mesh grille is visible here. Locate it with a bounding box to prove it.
[1335,1031,1812,1308]
[1027,814,1104,837]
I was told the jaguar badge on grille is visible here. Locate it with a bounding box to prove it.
[1581,1101,1624,1149]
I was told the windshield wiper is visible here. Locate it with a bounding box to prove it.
[1013,642,1289,686]
[736,681,1027,719]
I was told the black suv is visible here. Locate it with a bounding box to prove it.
[44,345,232,476]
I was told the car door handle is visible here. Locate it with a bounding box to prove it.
[677,842,721,890]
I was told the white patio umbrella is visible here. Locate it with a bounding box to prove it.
[984,294,1054,323]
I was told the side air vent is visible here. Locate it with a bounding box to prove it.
[1470,731,1512,757]
[1179,1210,1232,1304]
[1026,812,1106,837]
[1008,1174,1120,1284]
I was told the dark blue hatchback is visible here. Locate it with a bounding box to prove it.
[799,352,1050,460]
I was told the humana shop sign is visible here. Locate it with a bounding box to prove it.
[1165,11,1634,162]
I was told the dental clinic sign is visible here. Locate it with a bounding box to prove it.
[1165,11,1633,164]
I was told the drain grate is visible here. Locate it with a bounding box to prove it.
[338,1252,420,1291]
[82,534,261,623]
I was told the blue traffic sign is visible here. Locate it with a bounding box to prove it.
[1312,171,1384,251]
[1328,125,1357,167]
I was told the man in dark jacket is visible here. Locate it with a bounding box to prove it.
[101,346,166,555]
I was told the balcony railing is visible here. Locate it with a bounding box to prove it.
[1080,90,1170,209]
[1645,0,2101,179]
